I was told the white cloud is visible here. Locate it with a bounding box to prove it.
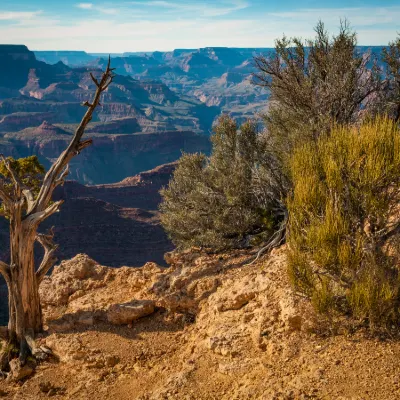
[129,0,249,17]
[0,11,42,21]
[0,5,399,52]
[75,3,119,15]
[76,3,94,10]
[269,7,400,28]
[98,7,119,15]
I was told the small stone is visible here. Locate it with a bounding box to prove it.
[39,381,53,393]
[107,300,155,325]
[8,359,35,381]
[87,358,105,369]
[77,312,94,326]
[105,355,120,368]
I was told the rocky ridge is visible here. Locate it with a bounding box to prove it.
[2,247,400,399]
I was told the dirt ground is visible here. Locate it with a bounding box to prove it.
[2,247,400,399]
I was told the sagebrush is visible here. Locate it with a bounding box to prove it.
[160,115,277,250]
[287,117,400,329]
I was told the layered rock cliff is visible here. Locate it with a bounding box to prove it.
[1,129,210,184]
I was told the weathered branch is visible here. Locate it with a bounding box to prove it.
[54,165,69,188]
[102,75,115,91]
[30,58,114,214]
[23,189,35,214]
[24,200,63,228]
[0,260,10,281]
[36,229,58,284]
[90,73,100,87]
[77,139,93,153]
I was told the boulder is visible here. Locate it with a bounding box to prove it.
[107,300,155,325]
[8,359,35,381]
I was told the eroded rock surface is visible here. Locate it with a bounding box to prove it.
[2,248,400,399]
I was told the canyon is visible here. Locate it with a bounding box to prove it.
[0,163,177,324]
[0,44,217,184]
[35,46,272,125]
[0,39,398,399]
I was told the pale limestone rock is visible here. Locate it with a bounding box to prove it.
[107,300,155,325]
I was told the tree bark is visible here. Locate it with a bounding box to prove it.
[10,229,42,336]
[0,58,114,373]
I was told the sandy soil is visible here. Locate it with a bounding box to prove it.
[1,247,400,399]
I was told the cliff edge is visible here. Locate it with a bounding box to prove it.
[1,248,399,399]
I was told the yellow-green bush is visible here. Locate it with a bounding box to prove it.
[287,117,400,328]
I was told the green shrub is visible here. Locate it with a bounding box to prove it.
[287,117,400,329]
[253,21,382,193]
[0,155,44,217]
[382,35,400,122]
[160,115,276,250]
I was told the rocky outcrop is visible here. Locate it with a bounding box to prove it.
[23,247,314,398]
[39,247,307,345]
[32,121,71,136]
[2,247,400,399]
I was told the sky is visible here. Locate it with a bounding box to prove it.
[0,0,399,52]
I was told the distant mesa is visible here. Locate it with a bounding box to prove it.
[33,121,70,136]
[34,50,96,66]
[86,117,141,134]
[0,44,36,62]
[45,81,81,92]
[115,162,177,187]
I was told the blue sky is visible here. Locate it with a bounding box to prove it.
[1,0,399,52]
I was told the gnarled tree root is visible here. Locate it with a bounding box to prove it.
[0,329,52,381]
[243,207,288,267]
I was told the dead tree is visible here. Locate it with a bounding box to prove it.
[0,58,114,370]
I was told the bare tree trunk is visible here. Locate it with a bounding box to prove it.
[0,58,115,375]
[10,227,42,337]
